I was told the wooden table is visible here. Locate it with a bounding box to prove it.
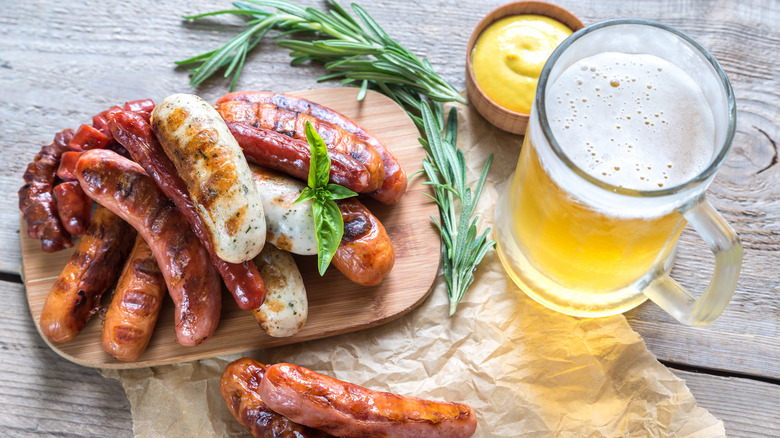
[1,0,777,436]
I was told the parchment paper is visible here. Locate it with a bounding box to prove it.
[102,101,726,437]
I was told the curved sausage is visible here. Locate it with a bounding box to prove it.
[109,110,266,311]
[250,166,394,286]
[215,100,385,192]
[226,121,371,194]
[252,244,307,337]
[259,362,477,438]
[333,198,395,286]
[221,358,334,438]
[52,181,92,236]
[19,129,74,252]
[102,235,167,362]
[152,93,266,264]
[39,204,136,343]
[218,91,407,204]
[76,149,221,346]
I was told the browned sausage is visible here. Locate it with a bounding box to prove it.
[218,91,407,204]
[52,181,92,236]
[56,151,82,182]
[215,100,385,192]
[19,129,74,252]
[39,204,136,343]
[259,362,478,438]
[102,235,167,362]
[228,121,372,194]
[333,198,394,286]
[76,149,221,346]
[221,358,334,438]
[108,110,266,311]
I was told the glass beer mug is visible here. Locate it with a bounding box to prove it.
[494,19,742,326]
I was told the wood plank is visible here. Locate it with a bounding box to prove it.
[1,0,778,388]
[672,369,780,438]
[0,280,132,437]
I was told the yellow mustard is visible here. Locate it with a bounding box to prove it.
[472,15,572,114]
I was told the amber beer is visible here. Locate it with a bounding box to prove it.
[495,20,742,325]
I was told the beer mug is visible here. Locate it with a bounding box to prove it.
[494,19,742,326]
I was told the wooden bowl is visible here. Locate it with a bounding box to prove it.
[466,1,585,134]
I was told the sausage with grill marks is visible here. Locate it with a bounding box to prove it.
[102,235,167,362]
[39,204,136,343]
[109,110,266,311]
[215,100,385,192]
[218,91,407,204]
[259,362,478,438]
[221,358,334,438]
[76,149,221,346]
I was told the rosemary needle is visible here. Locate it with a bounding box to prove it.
[178,0,493,315]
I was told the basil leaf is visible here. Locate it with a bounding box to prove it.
[304,120,331,188]
[313,197,344,275]
[295,186,316,204]
[326,183,358,200]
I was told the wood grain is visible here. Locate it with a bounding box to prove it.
[20,87,440,369]
[672,368,780,437]
[1,0,779,435]
[0,279,132,437]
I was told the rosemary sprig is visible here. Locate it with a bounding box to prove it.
[178,0,493,314]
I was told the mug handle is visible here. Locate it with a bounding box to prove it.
[642,198,742,326]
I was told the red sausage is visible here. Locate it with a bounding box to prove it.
[56,151,82,182]
[19,129,74,252]
[76,149,221,346]
[332,198,395,286]
[102,235,167,362]
[225,121,372,194]
[52,181,92,236]
[68,124,114,151]
[39,204,136,343]
[259,363,478,438]
[216,100,385,193]
[221,358,334,438]
[108,110,266,311]
[218,91,407,204]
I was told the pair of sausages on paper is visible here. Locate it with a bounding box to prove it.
[222,358,477,438]
[39,92,400,358]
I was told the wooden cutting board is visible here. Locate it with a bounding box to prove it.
[20,87,440,369]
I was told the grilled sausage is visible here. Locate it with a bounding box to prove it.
[221,358,334,438]
[76,149,221,346]
[250,166,394,286]
[215,100,385,192]
[250,165,317,255]
[252,244,307,337]
[19,129,75,252]
[218,91,407,204]
[226,121,372,194]
[39,204,136,343]
[259,362,478,438]
[109,110,266,311]
[102,235,166,362]
[52,181,92,236]
[333,198,394,286]
[152,93,266,264]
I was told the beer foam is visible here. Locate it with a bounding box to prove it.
[546,52,715,190]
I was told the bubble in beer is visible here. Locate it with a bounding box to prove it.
[546,52,715,191]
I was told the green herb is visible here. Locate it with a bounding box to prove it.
[179,0,494,315]
[295,121,357,275]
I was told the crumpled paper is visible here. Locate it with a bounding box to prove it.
[102,101,725,437]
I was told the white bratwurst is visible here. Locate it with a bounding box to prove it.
[152,93,265,263]
[250,165,317,256]
[252,244,308,337]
